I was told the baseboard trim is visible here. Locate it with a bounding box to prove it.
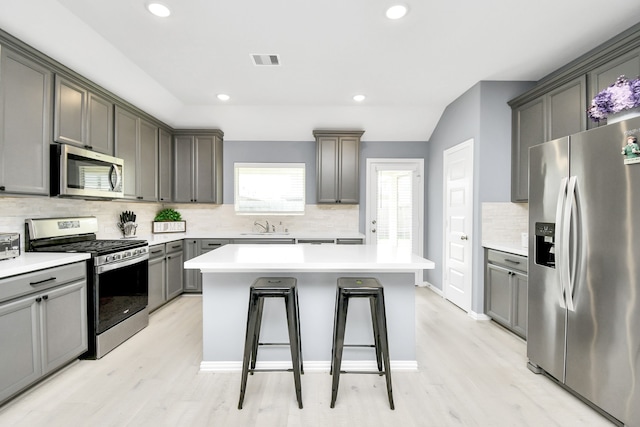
[423,281,444,297]
[469,311,491,321]
[200,359,418,372]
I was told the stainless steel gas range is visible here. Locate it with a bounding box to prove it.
[25,217,149,359]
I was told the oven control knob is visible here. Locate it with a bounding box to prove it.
[106,255,113,262]
[114,254,121,260]
[133,249,139,255]
[125,251,131,257]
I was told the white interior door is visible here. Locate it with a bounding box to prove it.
[443,140,473,312]
[366,159,424,257]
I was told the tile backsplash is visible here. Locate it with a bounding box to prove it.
[481,202,528,246]
[0,197,359,247]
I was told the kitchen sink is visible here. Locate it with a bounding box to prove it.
[239,232,290,236]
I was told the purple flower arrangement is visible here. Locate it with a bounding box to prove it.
[588,75,640,121]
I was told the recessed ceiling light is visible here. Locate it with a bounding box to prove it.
[353,94,366,102]
[386,4,408,20]
[147,3,171,18]
[217,94,230,101]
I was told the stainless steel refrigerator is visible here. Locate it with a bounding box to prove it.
[528,115,640,426]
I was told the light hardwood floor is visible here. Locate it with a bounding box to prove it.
[0,288,614,426]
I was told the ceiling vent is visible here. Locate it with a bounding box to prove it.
[251,54,281,66]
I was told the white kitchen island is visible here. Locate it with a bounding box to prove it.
[184,244,435,372]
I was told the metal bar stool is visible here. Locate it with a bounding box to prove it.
[330,277,394,409]
[238,277,303,409]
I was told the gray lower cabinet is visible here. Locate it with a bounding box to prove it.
[0,45,51,196]
[0,262,88,404]
[231,238,295,244]
[336,238,364,244]
[53,75,114,155]
[165,241,184,301]
[148,241,184,311]
[173,132,223,204]
[148,243,166,312]
[485,249,528,339]
[184,239,229,293]
[115,106,158,201]
[314,130,363,204]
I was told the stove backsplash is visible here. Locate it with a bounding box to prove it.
[1,197,359,248]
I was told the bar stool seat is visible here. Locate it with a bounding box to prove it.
[330,277,394,409]
[238,277,303,409]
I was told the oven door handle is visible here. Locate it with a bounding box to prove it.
[95,254,148,274]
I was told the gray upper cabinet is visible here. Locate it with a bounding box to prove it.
[314,130,363,204]
[54,76,85,147]
[115,106,158,201]
[511,76,586,202]
[173,132,223,204]
[54,75,114,154]
[587,46,640,129]
[510,25,640,202]
[158,128,173,202]
[511,98,545,202]
[139,119,159,201]
[547,76,586,140]
[87,92,114,154]
[115,107,138,199]
[0,46,51,196]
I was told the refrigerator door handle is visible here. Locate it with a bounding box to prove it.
[555,177,569,309]
[562,176,578,312]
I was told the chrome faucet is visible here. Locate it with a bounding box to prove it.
[254,220,270,233]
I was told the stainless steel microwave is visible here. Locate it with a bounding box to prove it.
[50,144,124,199]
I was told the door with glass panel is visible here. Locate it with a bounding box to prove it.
[366,159,423,257]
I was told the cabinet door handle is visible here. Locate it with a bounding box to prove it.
[505,259,521,265]
[42,295,48,300]
[30,277,56,286]
[171,245,181,249]
[35,297,42,303]
[151,249,163,254]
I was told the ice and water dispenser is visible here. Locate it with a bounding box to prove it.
[535,222,555,268]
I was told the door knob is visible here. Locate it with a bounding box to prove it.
[460,234,468,240]
[371,229,376,233]
[372,220,377,225]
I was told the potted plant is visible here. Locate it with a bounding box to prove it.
[152,208,186,233]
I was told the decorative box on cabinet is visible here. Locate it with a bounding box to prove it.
[0,46,51,196]
[485,249,528,339]
[173,131,223,204]
[0,262,87,404]
[314,130,363,204]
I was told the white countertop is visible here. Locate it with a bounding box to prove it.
[185,243,435,272]
[0,253,90,279]
[482,242,528,257]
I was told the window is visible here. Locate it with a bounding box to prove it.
[234,163,305,214]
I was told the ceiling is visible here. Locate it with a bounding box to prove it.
[1,1,639,141]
